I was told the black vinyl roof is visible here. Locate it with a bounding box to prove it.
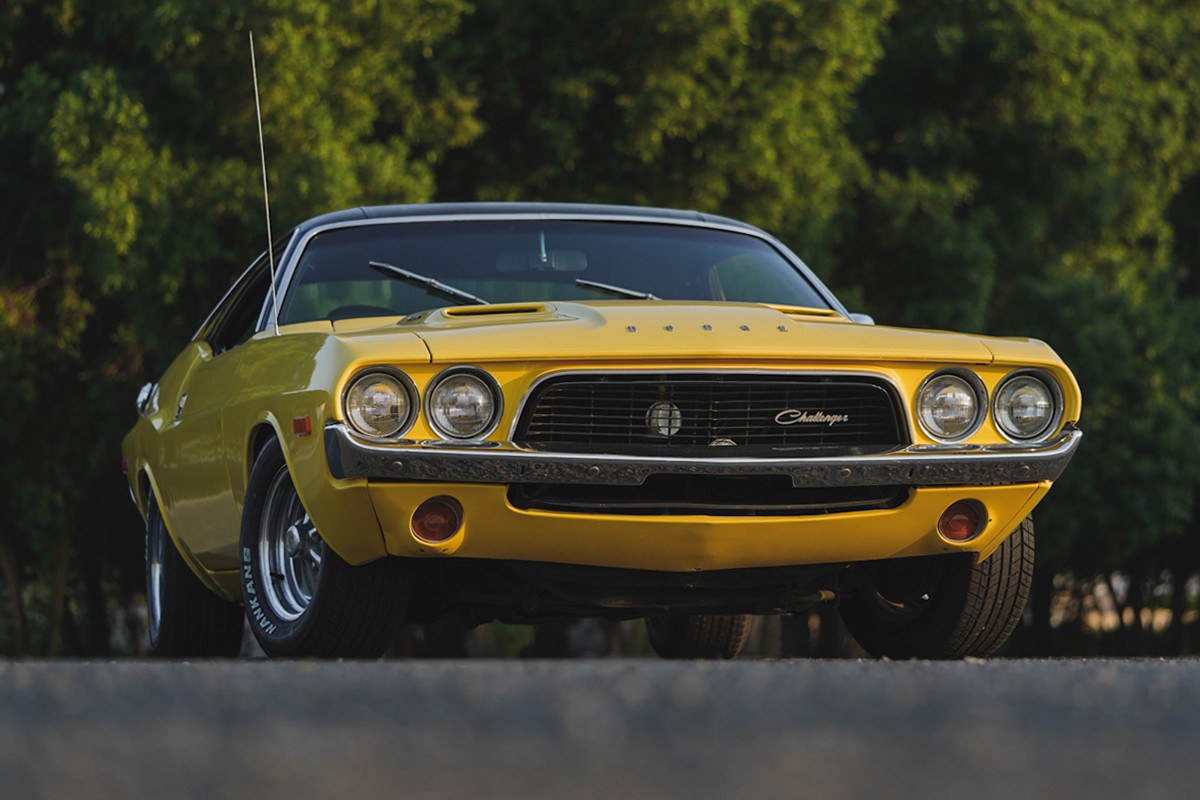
[292,202,764,237]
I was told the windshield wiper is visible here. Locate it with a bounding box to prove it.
[575,278,660,301]
[369,261,488,306]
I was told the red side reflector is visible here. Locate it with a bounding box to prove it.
[938,500,984,541]
[120,458,128,474]
[293,416,313,436]
[412,497,463,543]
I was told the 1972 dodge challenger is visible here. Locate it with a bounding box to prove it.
[122,203,1081,659]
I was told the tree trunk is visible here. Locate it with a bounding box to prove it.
[46,532,72,657]
[59,599,83,656]
[1165,569,1188,656]
[0,536,28,655]
[1029,567,1054,656]
[1126,573,1146,656]
[80,553,110,657]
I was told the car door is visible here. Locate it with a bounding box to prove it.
[155,255,274,571]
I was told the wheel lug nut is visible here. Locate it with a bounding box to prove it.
[284,525,302,557]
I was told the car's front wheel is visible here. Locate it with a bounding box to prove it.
[646,613,752,659]
[240,439,410,658]
[839,516,1035,659]
[145,495,244,657]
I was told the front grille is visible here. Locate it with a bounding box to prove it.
[515,373,906,457]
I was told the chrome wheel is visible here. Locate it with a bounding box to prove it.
[241,438,412,657]
[258,467,324,622]
[144,495,244,657]
[146,516,165,640]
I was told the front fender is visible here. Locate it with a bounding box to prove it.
[238,407,388,567]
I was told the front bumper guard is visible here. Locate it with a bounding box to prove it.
[325,424,1081,489]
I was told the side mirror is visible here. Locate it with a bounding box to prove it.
[848,313,875,325]
[135,382,158,417]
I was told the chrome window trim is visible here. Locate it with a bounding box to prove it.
[193,249,266,343]
[268,212,850,328]
[252,228,303,334]
[504,367,914,447]
[194,229,299,343]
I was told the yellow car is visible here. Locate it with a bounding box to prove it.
[122,203,1081,659]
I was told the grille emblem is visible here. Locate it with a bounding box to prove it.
[709,438,737,447]
[646,401,683,437]
[775,409,850,426]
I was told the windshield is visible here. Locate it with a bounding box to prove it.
[278,219,832,324]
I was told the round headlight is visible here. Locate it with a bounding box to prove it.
[427,369,500,440]
[994,371,1060,441]
[917,371,985,442]
[344,372,414,438]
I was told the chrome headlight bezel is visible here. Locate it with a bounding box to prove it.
[992,369,1063,443]
[915,368,988,443]
[425,366,503,441]
[342,368,418,440]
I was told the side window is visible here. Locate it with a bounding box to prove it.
[205,256,273,355]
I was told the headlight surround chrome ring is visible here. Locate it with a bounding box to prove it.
[342,368,418,440]
[425,366,503,441]
[992,369,1063,442]
[915,368,988,443]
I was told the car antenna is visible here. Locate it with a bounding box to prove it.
[249,31,280,336]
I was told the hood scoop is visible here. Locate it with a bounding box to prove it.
[440,302,554,318]
[399,302,565,329]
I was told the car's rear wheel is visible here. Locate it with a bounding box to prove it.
[839,516,1035,659]
[646,613,752,659]
[146,495,244,657]
[240,438,410,658]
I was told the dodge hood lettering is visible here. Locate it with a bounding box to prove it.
[349,302,1017,364]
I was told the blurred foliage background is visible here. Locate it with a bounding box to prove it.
[1,0,1198,657]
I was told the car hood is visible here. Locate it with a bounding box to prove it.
[329,301,1056,365]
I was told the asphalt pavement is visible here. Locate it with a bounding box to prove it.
[2,658,1198,799]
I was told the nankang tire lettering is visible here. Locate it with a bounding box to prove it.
[244,547,276,634]
[246,595,277,635]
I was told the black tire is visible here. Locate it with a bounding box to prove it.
[240,438,410,658]
[646,613,752,659]
[145,495,244,658]
[839,516,1035,659]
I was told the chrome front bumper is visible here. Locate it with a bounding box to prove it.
[324,424,1081,489]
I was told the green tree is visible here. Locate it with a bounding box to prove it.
[836,0,1200,649]
[0,0,478,653]
[3,0,1200,655]
[435,0,895,266]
